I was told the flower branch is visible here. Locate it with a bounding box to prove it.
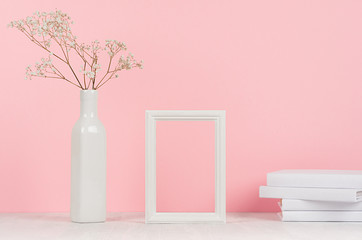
[9,10,143,90]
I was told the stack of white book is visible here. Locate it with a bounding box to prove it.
[259,169,362,221]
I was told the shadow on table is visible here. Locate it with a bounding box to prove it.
[17,213,70,223]
[18,213,145,223]
[107,213,145,223]
[226,212,280,223]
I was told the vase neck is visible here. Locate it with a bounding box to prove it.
[80,90,98,118]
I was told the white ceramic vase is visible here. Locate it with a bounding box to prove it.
[71,90,106,223]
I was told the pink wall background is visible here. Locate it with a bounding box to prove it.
[1,0,362,212]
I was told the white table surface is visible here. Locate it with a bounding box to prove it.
[1,212,362,240]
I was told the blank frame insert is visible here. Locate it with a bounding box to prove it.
[156,120,215,213]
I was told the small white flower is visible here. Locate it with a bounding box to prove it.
[10,11,143,88]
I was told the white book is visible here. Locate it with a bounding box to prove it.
[259,186,362,202]
[279,211,362,222]
[280,199,362,211]
[267,169,362,188]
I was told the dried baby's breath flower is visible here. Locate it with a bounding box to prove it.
[9,10,143,89]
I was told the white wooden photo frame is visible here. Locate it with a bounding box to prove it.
[145,110,226,223]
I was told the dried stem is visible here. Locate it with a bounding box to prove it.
[9,10,142,89]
